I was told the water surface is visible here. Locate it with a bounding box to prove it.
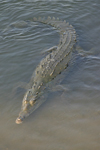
[0,0,100,149]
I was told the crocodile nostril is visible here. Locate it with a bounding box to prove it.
[15,118,23,124]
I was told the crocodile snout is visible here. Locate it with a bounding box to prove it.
[15,117,23,124]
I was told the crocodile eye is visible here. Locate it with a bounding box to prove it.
[30,100,36,106]
[24,100,28,104]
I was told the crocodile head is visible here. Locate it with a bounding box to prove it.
[16,89,40,124]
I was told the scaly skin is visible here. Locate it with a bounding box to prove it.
[16,17,76,124]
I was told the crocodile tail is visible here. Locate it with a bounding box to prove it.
[33,16,76,42]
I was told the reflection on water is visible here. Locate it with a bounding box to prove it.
[0,0,100,150]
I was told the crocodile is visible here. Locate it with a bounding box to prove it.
[16,16,76,124]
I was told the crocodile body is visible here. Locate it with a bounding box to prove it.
[16,17,76,124]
